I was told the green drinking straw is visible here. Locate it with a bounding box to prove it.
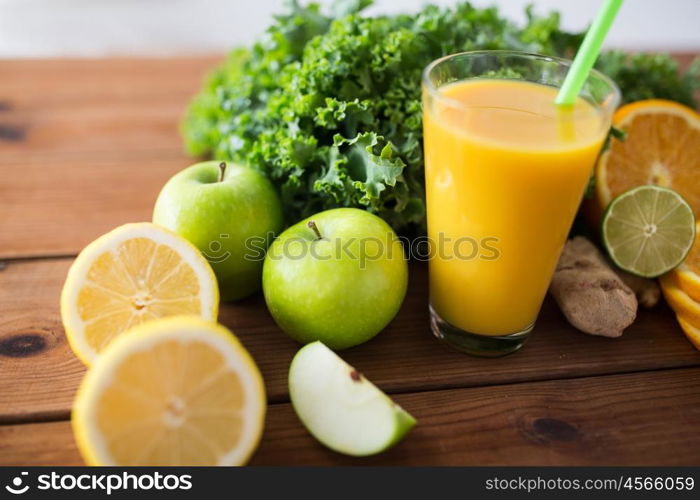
[555,0,624,106]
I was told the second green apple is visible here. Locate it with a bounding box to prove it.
[263,208,408,349]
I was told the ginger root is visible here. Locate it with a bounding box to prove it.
[550,236,637,337]
[614,269,661,308]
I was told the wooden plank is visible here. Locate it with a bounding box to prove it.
[0,421,83,466]
[0,58,222,101]
[0,103,188,164]
[254,367,700,466]
[674,53,698,69]
[0,157,194,259]
[0,259,85,422]
[0,58,224,258]
[1,257,698,423]
[0,57,221,161]
[2,367,699,466]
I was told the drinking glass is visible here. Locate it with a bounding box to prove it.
[422,51,620,356]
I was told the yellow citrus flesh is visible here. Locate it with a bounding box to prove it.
[61,223,219,364]
[72,316,266,466]
[676,315,700,351]
[660,273,700,328]
[593,99,700,224]
[670,222,700,302]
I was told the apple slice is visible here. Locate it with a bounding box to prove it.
[289,341,416,456]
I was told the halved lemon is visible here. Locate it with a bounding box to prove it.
[591,99,700,225]
[72,316,266,465]
[676,315,700,350]
[61,223,219,364]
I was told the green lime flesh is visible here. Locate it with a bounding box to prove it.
[602,185,696,278]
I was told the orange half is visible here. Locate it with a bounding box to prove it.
[593,99,700,223]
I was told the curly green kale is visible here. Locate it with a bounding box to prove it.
[183,0,699,233]
[596,51,700,106]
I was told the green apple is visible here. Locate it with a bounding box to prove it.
[289,341,416,456]
[153,161,283,301]
[262,208,408,349]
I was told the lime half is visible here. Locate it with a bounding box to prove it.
[602,185,696,278]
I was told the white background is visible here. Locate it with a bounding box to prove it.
[0,0,699,58]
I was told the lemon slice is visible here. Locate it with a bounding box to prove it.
[668,222,700,302]
[602,185,695,278]
[676,315,700,350]
[72,316,266,465]
[61,223,219,364]
[674,264,700,303]
[660,273,700,327]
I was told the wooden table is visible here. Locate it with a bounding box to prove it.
[1,56,699,466]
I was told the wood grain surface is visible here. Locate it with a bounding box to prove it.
[1,257,698,425]
[1,55,699,466]
[2,368,699,466]
[0,58,220,258]
[0,58,220,160]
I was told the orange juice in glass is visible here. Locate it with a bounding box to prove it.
[422,51,620,356]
